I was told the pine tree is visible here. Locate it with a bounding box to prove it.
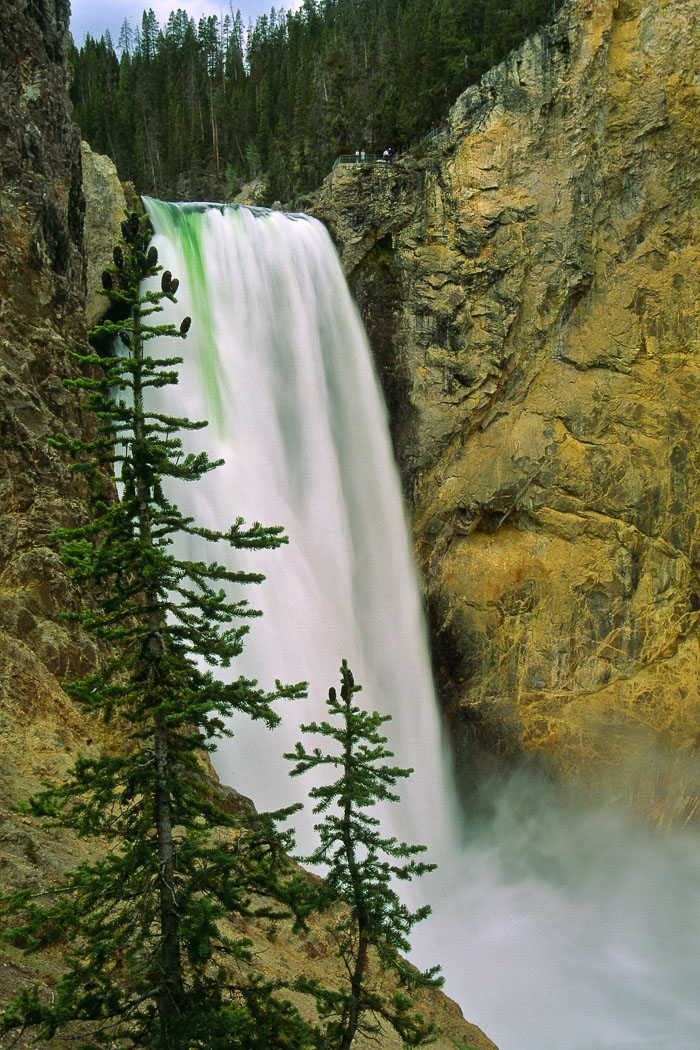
[118,17,134,57]
[286,661,441,1050]
[0,207,317,1050]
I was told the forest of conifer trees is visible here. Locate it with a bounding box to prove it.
[71,0,562,204]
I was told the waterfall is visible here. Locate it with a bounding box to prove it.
[143,199,700,1050]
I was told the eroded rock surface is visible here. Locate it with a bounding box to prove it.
[317,0,700,815]
[0,0,102,804]
[81,142,129,326]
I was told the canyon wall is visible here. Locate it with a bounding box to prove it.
[317,0,700,817]
[0,2,131,1017]
[0,0,98,809]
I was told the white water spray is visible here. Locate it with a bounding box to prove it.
[143,199,700,1050]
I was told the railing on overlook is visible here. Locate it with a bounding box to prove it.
[331,126,445,172]
[332,153,393,169]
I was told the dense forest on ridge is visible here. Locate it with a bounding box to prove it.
[71,0,562,204]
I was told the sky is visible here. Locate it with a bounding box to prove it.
[69,0,282,47]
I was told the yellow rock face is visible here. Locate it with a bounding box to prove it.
[321,0,700,812]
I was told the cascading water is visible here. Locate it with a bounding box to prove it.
[142,198,459,858]
[143,199,700,1050]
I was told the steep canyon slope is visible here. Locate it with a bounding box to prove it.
[0,0,98,828]
[0,0,112,1020]
[317,0,700,817]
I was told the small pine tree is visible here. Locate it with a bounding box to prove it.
[0,207,318,1050]
[285,661,442,1050]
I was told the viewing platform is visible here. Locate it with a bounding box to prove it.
[331,129,443,171]
[332,154,394,169]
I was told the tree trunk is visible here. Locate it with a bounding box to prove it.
[340,936,367,1050]
[154,708,187,1045]
[209,80,220,176]
[340,685,368,1050]
[132,304,186,1046]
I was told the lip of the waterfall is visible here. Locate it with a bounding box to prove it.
[142,195,310,222]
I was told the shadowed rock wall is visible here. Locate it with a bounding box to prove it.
[317,0,700,817]
[0,0,101,796]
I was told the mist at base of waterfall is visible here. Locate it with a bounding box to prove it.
[142,198,700,1050]
[412,764,700,1050]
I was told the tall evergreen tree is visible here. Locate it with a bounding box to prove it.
[118,17,134,57]
[286,661,441,1050]
[0,208,316,1050]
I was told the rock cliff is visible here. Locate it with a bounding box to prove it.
[81,142,129,326]
[0,0,99,817]
[316,0,700,818]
